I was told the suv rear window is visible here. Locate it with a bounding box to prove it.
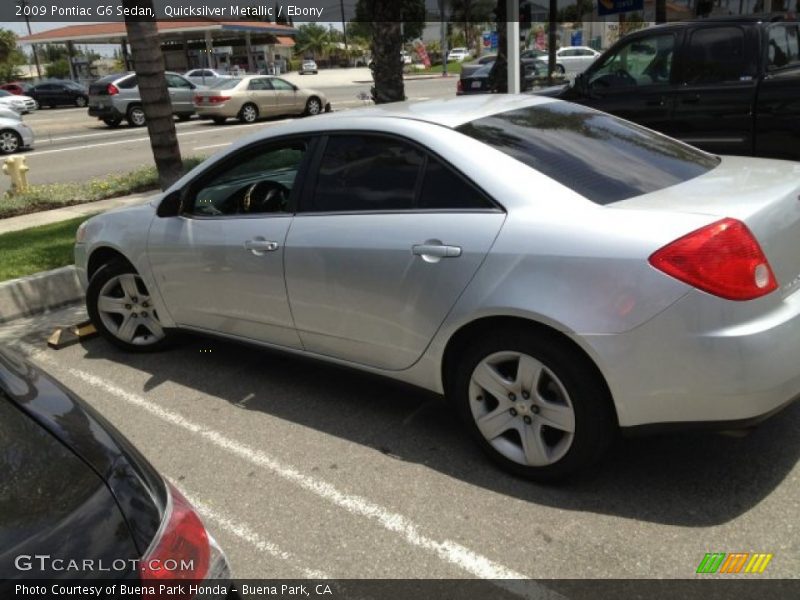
[456,102,720,205]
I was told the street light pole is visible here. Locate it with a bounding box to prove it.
[17,0,42,80]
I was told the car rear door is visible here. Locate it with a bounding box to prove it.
[147,137,310,348]
[284,133,505,370]
[247,77,277,115]
[669,24,759,155]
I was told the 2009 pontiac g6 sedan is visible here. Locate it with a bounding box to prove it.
[75,95,800,480]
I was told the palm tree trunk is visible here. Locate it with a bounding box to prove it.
[371,20,405,103]
[122,1,183,190]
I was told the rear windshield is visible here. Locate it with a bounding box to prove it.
[215,78,243,90]
[456,102,720,205]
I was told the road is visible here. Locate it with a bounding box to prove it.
[16,77,458,186]
[4,306,799,589]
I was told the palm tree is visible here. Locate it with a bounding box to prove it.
[296,24,332,60]
[122,0,182,189]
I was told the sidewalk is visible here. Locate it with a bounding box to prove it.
[0,191,155,235]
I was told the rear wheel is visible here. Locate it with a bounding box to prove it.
[75,96,87,107]
[176,113,192,121]
[127,105,146,127]
[555,64,566,75]
[304,97,322,116]
[450,326,616,481]
[0,130,21,154]
[102,117,122,128]
[239,103,258,123]
[212,116,227,125]
[87,259,170,352]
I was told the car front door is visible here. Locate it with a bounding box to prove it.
[270,78,302,114]
[669,25,759,156]
[165,74,195,114]
[147,137,312,348]
[576,30,680,135]
[284,133,506,370]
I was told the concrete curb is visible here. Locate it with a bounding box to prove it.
[0,265,83,323]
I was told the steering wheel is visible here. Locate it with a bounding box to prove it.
[242,181,290,214]
[613,68,637,86]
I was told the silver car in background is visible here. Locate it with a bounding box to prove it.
[74,95,800,480]
[0,108,34,154]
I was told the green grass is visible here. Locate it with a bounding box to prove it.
[0,216,91,282]
[0,157,205,219]
[413,63,463,75]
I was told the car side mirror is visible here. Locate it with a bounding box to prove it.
[157,190,183,218]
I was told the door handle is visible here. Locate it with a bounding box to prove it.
[245,239,279,255]
[412,243,462,261]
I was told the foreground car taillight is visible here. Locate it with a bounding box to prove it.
[140,483,210,596]
[649,218,778,301]
[107,84,119,95]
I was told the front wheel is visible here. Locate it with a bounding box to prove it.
[450,327,616,481]
[75,96,88,108]
[304,97,322,116]
[87,260,170,352]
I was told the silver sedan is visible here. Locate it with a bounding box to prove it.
[74,95,800,480]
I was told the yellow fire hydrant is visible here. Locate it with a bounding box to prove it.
[2,155,30,194]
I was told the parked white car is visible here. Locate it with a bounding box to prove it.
[555,46,601,74]
[0,109,34,154]
[0,90,37,114]
[299,59,318,74]
[184,68,229,85]
[447,47,471,62]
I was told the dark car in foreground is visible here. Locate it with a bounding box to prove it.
[28,80,89,108]
[540,16,800,160]
[0,347,232,592]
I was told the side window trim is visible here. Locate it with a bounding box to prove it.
[296,131,503,215]
[179,135,318,219]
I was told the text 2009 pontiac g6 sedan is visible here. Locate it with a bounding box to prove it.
[75,95,800,480]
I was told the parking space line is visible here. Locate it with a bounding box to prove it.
[194,142,231,151]
[181,490,330,579]
[18,343,556,598]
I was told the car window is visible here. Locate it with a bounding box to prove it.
[308,135,424,212]
[166,74,192,89]
[270,78,294,91]
[189,140,307,217]
[456,102,720,205]
[683,27,755,84]
[248,78,272,91]
[768,23,800,70]
[418,157,493,210]
[117,75,137,89]
[589,33,675,88]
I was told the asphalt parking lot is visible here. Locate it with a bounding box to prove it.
[3,304,798,585]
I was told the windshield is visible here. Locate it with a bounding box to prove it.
[456,102,720,205]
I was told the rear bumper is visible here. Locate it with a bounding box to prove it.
[584,287,800,428]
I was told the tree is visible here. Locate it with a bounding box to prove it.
[122,0,182,189]
[449,0,495,55]
[0,29,17,64]
[356,0,425,104]
[45,58,70,79]
[295,23,332,60]
[0,28,25,83]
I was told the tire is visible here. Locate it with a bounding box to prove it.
[239,103,258,123]
[304,96,322,116]
[555,64,566,75]
[75,96,87,108]
[127,105,146,127]
[212,116,227,125]
[102,117,122,128]
[177,113,192,121]
[449,326,616,481]
[86,259,170,353]
[0,129,21,154]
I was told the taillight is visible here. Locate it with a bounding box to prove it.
[140,483,210,597]
[456,80,463,93]
[209,95,230,104]
[649,218,778,301]
[107,83,119,95]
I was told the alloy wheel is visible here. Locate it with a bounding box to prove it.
[306,98,321,115]
[129,107,146,126]
[0,131,20,154]
[468,351,575,467]
[241,104,258,123]
[96,273,165,346]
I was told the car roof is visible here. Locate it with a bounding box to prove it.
[319,94,556,129]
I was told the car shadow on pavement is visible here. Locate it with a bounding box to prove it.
[67,331,800,528]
